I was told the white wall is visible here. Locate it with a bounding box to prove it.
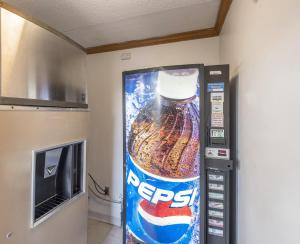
[86,37,220,224]
[0,110,88,244]
[220,1,300,244]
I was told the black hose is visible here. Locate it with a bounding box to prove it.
[88,185,121,204]
[88,173,105,193]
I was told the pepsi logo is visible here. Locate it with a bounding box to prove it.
[138,200,192,243]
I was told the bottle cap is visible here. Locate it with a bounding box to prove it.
[157,68,199,100]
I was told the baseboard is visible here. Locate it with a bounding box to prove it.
[88,210,121,226]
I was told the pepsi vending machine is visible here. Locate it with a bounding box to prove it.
[123,64,233,244]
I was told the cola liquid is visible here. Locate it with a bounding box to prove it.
[128,95,200,179]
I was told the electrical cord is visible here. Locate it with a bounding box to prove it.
[88,172,122,204]
[88,173,106,194]
[88,185,122,204]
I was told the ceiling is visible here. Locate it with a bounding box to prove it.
[4,0,222,49]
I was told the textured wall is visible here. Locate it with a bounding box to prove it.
[4,0,220,47]
[0,110,88,244]
[220,0,300,243]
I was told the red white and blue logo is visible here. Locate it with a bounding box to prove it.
[126,156,200,243]
[138,200,192,243]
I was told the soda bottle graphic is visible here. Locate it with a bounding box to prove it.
[126,68,200,244]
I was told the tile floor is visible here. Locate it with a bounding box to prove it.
[88,219,123,244]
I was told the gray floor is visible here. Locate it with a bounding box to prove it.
[88,219,122,244]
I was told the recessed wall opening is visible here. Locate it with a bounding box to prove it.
[32,141,86,227]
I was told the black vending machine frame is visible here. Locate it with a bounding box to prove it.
[122,64,206,244]
[204,65,233,244]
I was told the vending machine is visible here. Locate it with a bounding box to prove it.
[122,64,233,244]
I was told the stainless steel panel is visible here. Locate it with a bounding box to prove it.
[0,8,87,107]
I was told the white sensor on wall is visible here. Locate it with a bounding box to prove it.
[121,53,131,60]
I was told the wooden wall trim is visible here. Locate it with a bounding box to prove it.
[86,28,218,54]
[0,1,86,53]
[0,0,233,54]
[215,0,233,34]
[86,0,233,54]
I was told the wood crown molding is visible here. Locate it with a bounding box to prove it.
[87,0,233,54]
[0,0,232,54]
[215,0,232,34]
[86,28,218,54]
[0,1,86,52]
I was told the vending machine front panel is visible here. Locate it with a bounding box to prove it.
[123,65,206,244]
